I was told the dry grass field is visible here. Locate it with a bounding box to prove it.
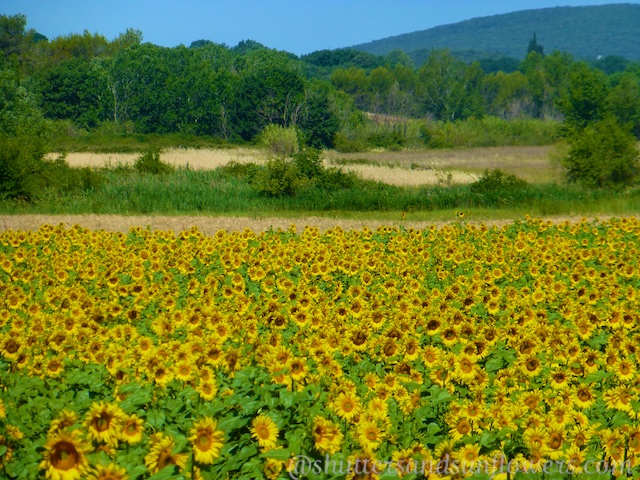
[1,213,634,235]
[55,145,560,187]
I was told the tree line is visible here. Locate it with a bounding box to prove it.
[1,13,640,150]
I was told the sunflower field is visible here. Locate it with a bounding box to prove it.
[1,218,640,480]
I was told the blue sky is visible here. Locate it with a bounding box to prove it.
[2,1,638,56]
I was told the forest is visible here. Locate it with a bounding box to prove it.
[1,12,639,152]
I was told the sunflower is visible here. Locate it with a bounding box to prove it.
[356,418,385,453]
[518,353,542,377]
[120,414,144,444]
[332,391,361,421]
[39,429,91,480]
[144,433,188,474]
[84,402,125,445]
[448,418,473,442]
[251,414,279,451]
[613,358,636,381]
[392,447,429,478]
[0,434,14,468]
[545,425,566,460]
[422,346,443,370]
[312,416,343,455]
[263,458,284,480]
[346,452,384,480]
[189,417,225,465]
[86,464,128,480]
[455,444,480,469]
[49,410,78,435]
[453,354,477,381]
[288,358,308,382]
[572,384,596,409]
[174,360,194,382]
[563,445,585,474]
[548,368,572,390]
[196,380,218,401]
[523,427,547,451]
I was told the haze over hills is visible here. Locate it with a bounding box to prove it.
[349,4,640,62]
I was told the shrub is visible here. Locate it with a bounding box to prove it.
[366,131,405,150]
[316,167,357,190]
[134,149,174,174]
[0,136,48,200]
[470,169,529,195]
[292,147,323,179]
[562,117,639,189]
[259,124,299,156]
[218,161,260,180]
[333,132,367,153]
[0,140,102,200]
[252,158,307,196]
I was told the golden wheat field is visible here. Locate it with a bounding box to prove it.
[1,217,640,479]
[54,145,558,187]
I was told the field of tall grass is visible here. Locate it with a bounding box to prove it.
[1,159,639,219]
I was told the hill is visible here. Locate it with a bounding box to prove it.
[350,4,640,62]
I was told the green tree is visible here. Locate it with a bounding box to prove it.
[33,57,108,128]
[557,61,609,132]
[0,68,49,199]
[562,116,639,188]
[482,70,531,118]
[608,71,640,138]
[527,33,544,56]
[417,49,484,121]
[298,80,340,149]
[0,14,29,64]
[230,49,306,141]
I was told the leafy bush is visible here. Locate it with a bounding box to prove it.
[470,169,529,194]
[315,167,357,190]
[562,117,639,189]
[0,140,102,200]
[134,149,174,174]
[218,161,260,180]
[252,148,356,196]
[252,158,307,196]
[333,132,367,153]
[366,131,405,150]
[292,147,323,179]
[259,124,299,156]
[0,137,48,200]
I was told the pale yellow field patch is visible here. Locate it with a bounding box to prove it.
[333,164,479,186]
[49,145,558,186]
[54,147,271,170]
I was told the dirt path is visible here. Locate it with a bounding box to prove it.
[0,214,633,235]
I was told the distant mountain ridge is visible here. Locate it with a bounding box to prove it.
[349,4,640,61]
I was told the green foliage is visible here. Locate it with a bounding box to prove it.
[0,136,47,199]
[608,71,640,138]
[558,62,610,131]
[252,157,306,197]
[134,149,174,175]
[366,130,405,150]
[417,50,485,121]
[334,115,560,152]
[258,124,299,156]
[0,140,101,201]
[292,147,323,179]
[252,147,355,197]
[349,4,640,62]
[218,161,260,180]
[562,116,639,189]
[298,80,340,149]
[33,57,108,129]
[470,169,529,194]
[527,33,544,56]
